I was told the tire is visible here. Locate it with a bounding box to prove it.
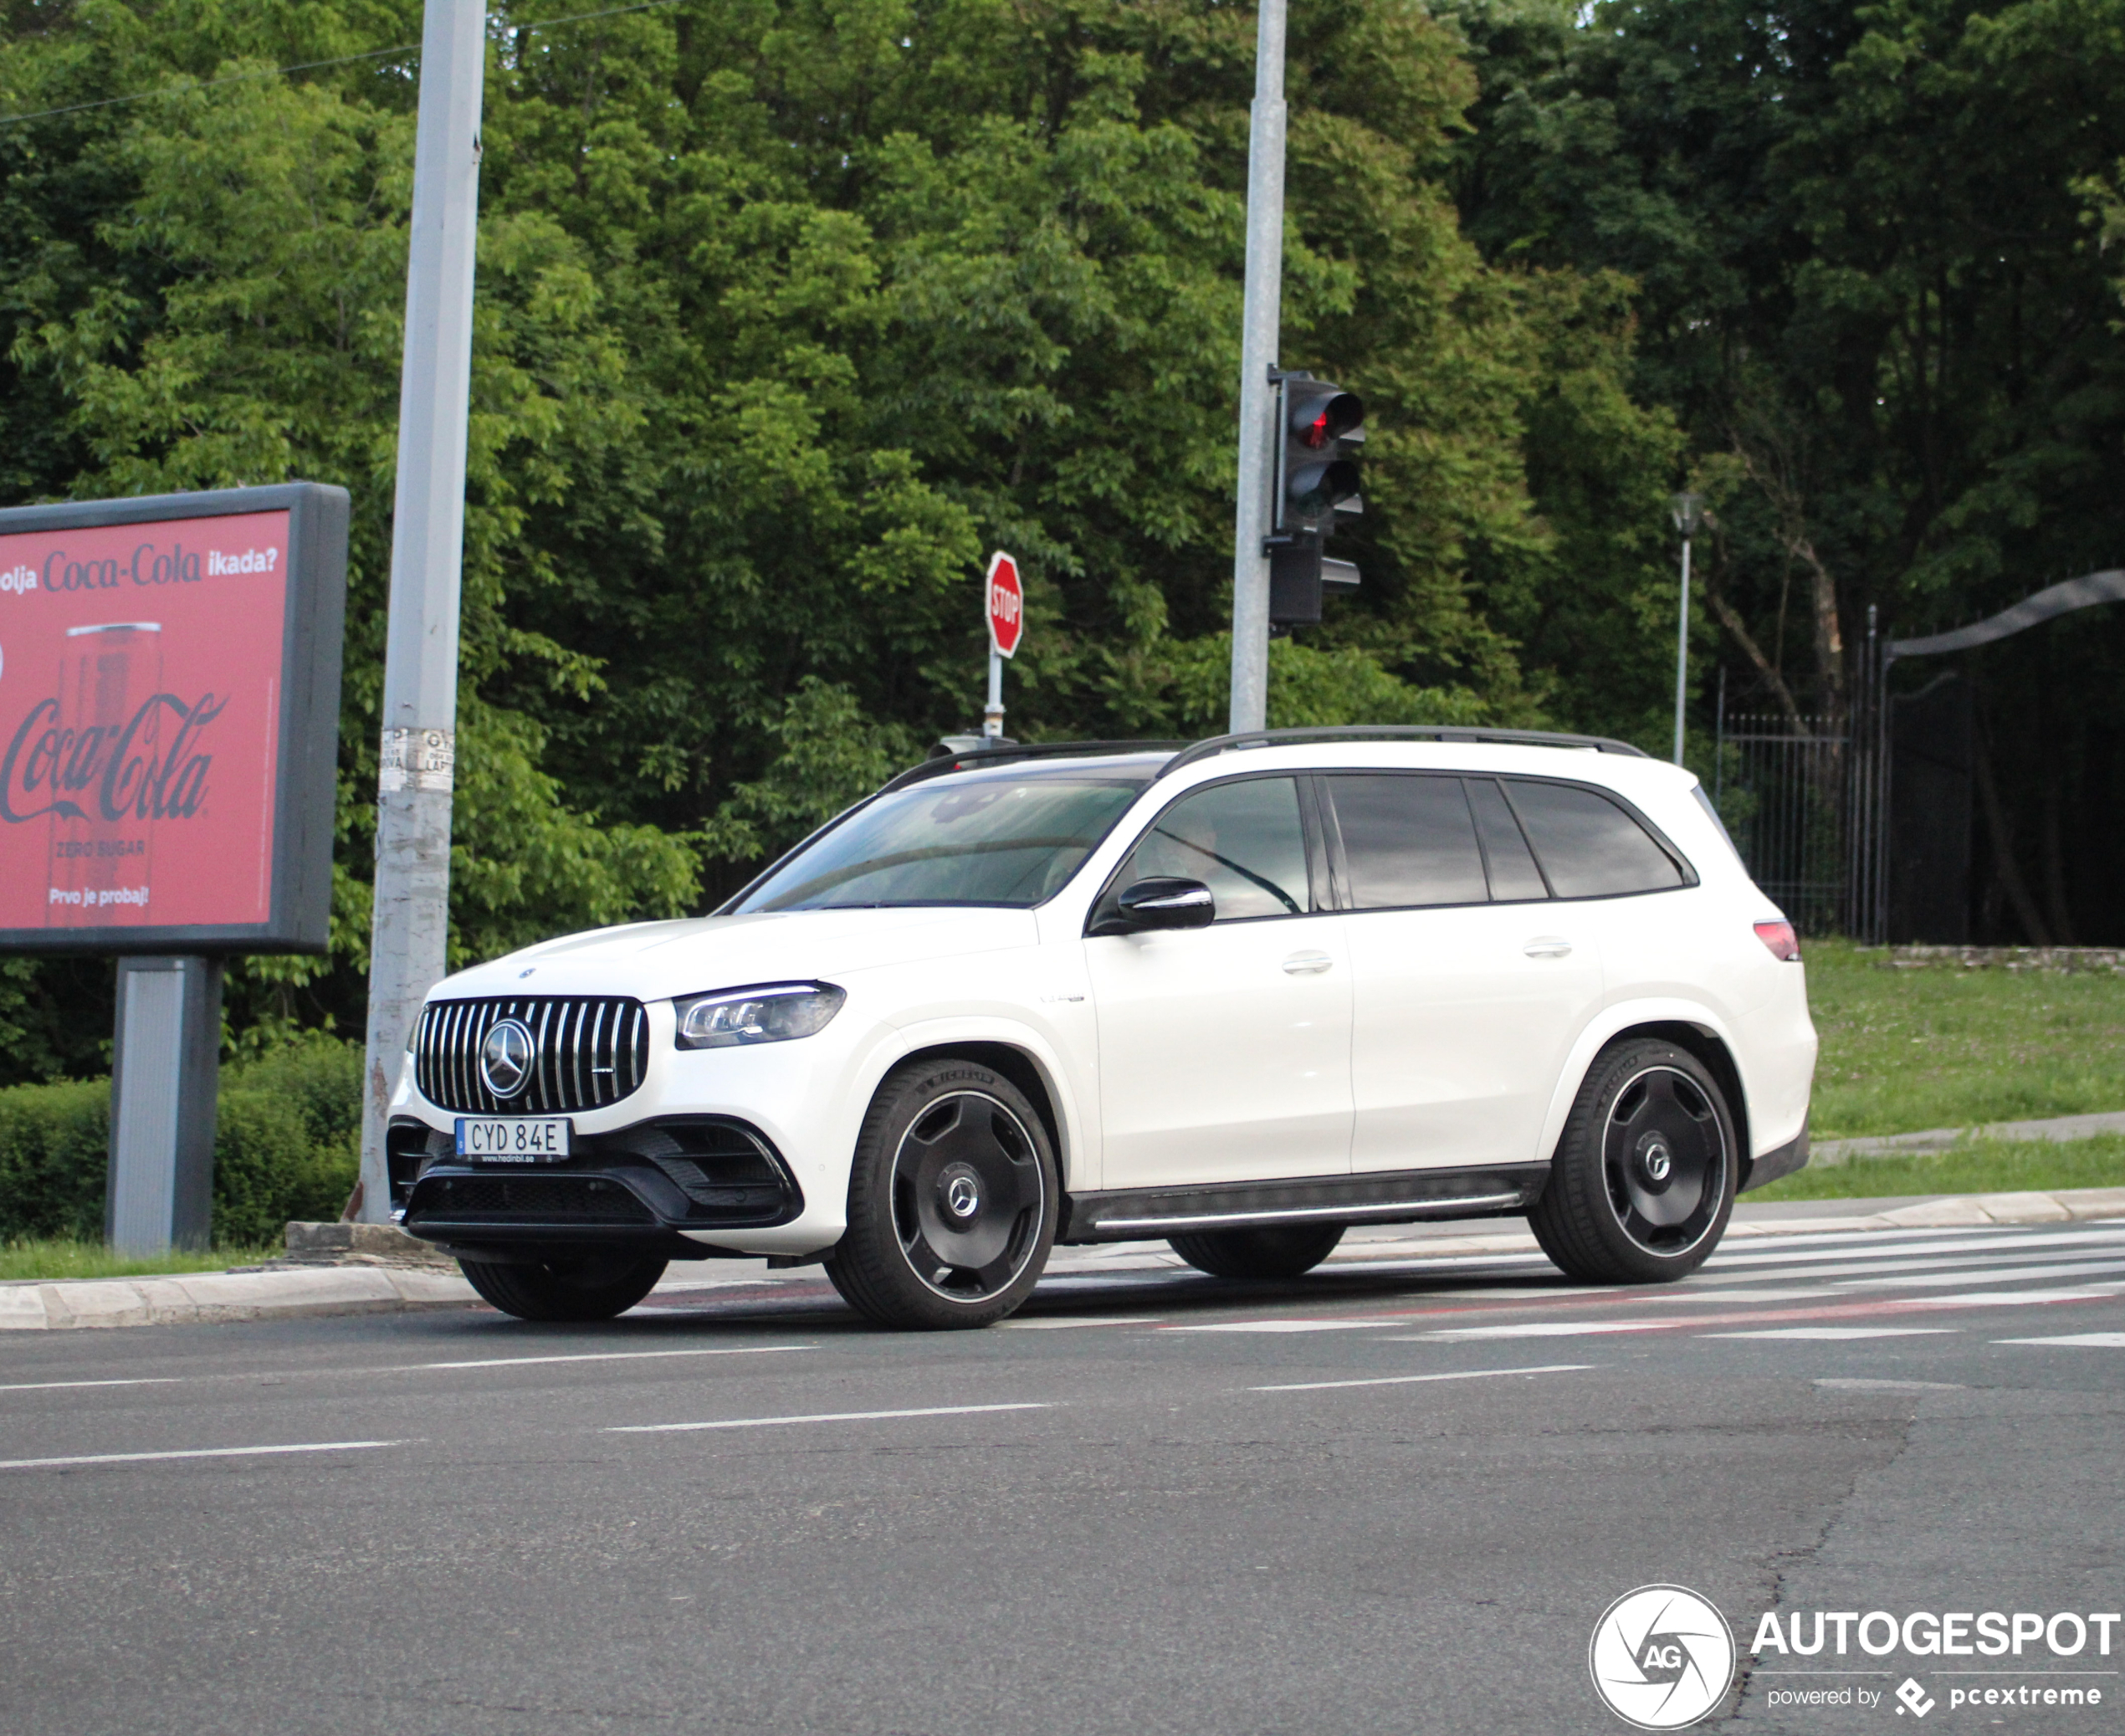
[824,1058,1059,1330]
[1168,1223,1344,1280]
[458,1250,668,1322]
[1528,1038,1738,1283]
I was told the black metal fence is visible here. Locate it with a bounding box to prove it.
[1713,703,1851,936]
[1712,613,1894,941]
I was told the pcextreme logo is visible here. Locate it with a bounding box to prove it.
[1590,1584,1738,1729]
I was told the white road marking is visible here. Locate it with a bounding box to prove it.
[1250,1364,1595,1393]
[1994,1334,2125,1348]
[607,1403,1054,1434]
[1815,1378,1966,1391]
[416,1345,812,1370]
[0,1377,182,1393]
[1701,1328,1959,1340]
[1897,1285,2125,1309]
[1649,1288,1844,1303]
[1692,1249,2125,1287]
[1161,1319,1398,1334]
[0,1439,404,1472]
[1395,1321,1676,1339]
[1833,1259,2125,1292]
[1703,1229,2125,1270]
[1000,1317,1160,1329]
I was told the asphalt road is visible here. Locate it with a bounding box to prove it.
[4,1219,2123,1736]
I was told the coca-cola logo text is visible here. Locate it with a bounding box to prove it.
[0,692,230,823]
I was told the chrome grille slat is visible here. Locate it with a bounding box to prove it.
[412,995,650,1114]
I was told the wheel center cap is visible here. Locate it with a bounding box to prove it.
[1641,1138,1674,1185]
[940,1163,982,1221]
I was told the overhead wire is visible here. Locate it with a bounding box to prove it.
[0,0,684,129]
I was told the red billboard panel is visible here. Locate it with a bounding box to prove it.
[0,485,346,955]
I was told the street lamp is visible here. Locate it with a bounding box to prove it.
[1671,492,1704,766]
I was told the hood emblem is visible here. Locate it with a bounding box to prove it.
[479,1018,536,1099]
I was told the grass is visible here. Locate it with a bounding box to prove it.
[1805,940,2125,1139]
[0,1237,279,1284]
[1752,1134,2125,1204]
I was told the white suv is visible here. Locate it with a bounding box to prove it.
[390,727,1816,1329]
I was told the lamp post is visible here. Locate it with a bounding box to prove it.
[1671,492,1704,766]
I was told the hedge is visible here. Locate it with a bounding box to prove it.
[0,1038,361,1247]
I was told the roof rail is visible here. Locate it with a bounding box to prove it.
[877,739,1188,796]
[1151,724,1648,781]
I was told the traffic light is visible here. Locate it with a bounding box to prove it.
[1268,372,1364,627]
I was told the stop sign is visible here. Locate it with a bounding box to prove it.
[986,551,1024,658]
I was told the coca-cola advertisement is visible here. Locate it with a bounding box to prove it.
[0,484,346,954]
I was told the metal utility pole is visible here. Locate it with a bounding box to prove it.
[1226,0,1288,735]
[1671,492,1704,766]
[357,0,487,1222]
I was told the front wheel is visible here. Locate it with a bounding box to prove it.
[1168,1223,1344,1280]
[1528,1039,1737,1283]
[825,1059,1058,1329]
[458,1250,668,1322]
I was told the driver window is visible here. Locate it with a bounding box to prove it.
[1119,776,1311,922]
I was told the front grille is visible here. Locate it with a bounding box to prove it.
[416,996,649,1114]
[412,1175,654,1224]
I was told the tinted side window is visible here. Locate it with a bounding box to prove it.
[1328,775,1488,909]
[1503,781,1686,898]
[1121,777,1310,921]
[1466,778,1549,901]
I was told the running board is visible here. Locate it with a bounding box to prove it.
[1057,1165,1549,1245]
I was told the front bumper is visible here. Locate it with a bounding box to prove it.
[393,1114,806,1257]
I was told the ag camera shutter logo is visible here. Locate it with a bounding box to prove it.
[1590,1584,1737,1728]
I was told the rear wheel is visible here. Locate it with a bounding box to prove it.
[1528,1038,1736,1283]
[458,1250,668,1322]
[1168,1223,1344,1280]
[825,1058,1058,1329]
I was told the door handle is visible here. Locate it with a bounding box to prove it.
[1523,936,1573,959]
[1282,950,1334,976]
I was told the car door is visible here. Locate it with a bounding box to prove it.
[1084,774,1354,1189]
[1326,772,1604,1174]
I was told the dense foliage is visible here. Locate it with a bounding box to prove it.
[1,0,2121,1087]
[0,1036,359,1242]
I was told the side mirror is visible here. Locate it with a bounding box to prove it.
[1109,877,1216,933]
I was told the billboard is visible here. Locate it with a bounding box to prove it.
[0,484,348,954]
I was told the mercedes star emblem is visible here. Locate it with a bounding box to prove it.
[480,1017,536,1099]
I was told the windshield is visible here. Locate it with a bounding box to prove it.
[733,776,1148,912]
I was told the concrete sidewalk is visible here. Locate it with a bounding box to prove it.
[5,1184,2123,1332]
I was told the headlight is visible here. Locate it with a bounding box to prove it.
[673,983,845,1050]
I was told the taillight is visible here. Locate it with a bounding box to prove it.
[1754,920,1800,962]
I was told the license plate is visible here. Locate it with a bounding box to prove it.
[455,1117,572,1162]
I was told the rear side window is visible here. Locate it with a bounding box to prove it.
[1326,775,1488,909]
[1119,776,1311,921]
[1503,780,1687,898]
[1465,778,1549,901]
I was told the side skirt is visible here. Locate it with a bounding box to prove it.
[1058,1165,1550,1245]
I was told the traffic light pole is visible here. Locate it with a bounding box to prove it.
[1227,0,1288,735]
[356,0,487,1222]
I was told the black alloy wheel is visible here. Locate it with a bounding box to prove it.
[1528,1037,1736,1283]
[1168,1222,1344,1280]
[458,1250,669,1322]
[826,1058,1058,1329]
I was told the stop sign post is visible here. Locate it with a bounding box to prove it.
[983,551,1023,739]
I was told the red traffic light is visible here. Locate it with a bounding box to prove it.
[1288,385,1363,449]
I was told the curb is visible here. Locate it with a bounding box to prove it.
[0,1264,479,1332]
[6,1187,2124,1333]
